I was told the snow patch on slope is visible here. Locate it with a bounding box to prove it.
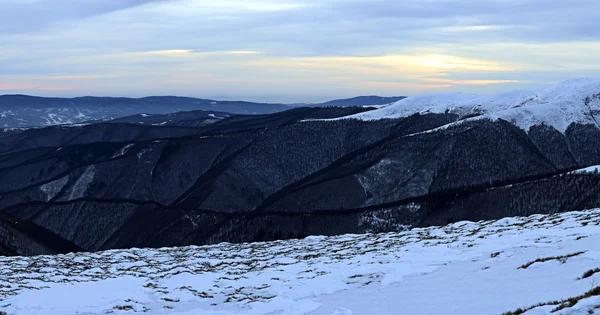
[570,165,600,174]
[112,143,135,158]
[336,78,600,133]
[68,165,96,199]
[40,176,69,201]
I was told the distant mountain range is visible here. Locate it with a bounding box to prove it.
[1,79,599,256]
[292,96,406,108]
[0,94,405,128]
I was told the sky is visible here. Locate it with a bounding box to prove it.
[1,0,600,103]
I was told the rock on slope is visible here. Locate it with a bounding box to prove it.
[3,208,600,314]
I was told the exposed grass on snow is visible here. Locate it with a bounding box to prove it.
[518,252,586,269]
[113,305,134,311]
[580,268,600,280]
[503,286,600,314]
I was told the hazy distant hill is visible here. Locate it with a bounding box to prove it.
[315,95,405,107]
[0,95,403,128]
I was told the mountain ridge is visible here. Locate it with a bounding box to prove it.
[1,79,600,256]
[0,94,403,128]
[336,78,600,133]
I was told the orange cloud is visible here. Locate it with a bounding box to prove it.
[41,74,117,80]
[423,78,520,85]
[37,86,77,91]
[353,81,453,90]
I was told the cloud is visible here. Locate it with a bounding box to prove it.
[0,50,520,100]
[0,83,32,90]
[0,82,74,91]
[422,78,520,86]
[0,0,599,101]
[0,0,163,34]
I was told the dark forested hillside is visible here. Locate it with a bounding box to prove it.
[1,101,600,256]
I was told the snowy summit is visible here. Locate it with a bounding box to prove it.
[3,209,600,314]
[336,78,600,133]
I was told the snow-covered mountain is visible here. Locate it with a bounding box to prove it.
[3,208,600,315]
[336,78,600,133]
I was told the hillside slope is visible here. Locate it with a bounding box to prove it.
[1,80,600,256]
[2,209,600,315]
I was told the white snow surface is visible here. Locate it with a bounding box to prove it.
[335,78,600,133]
[570,165,600,174]
[4,209,600,314]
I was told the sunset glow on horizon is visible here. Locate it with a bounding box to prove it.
[1,0,600,102]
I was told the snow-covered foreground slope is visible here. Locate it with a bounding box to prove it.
[336,78,600,133]
[3,210,600,315]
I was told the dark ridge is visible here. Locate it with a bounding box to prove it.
[0,212,84,254]
[2,101,600,256]
[0,164,594,217]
